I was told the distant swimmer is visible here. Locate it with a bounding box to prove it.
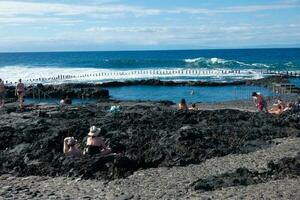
[190,90,195,95]
[15,79,25,109]
[252,92,268,112]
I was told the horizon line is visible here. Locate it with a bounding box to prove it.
[1,46,300,54]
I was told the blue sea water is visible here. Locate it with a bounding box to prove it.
[1,48,299,102]
[0,48,300,83]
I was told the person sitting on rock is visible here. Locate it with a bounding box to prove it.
[0,78,6,108]
[178,98,188,110]
[252,92,268,112]
[64,96,72,105]
[60,96,72,106]
[269,104,283,115]
[189,103,199,111]
[63,137,82,157]
[269,99,285,115]
[83,126,112,156]
[60,98,65,106]
[274,99,286,109]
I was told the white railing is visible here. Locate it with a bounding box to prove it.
[21,69,300,84]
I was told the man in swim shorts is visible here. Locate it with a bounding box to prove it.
[252,92,268,112]
[0,79,6,108]
[15,79,25,108]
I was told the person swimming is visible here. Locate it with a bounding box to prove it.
[252,92,268,112]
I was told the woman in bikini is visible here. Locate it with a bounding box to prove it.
[252,92,268,112]
[84,126,112,156]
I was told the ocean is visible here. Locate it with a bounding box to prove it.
[1,48,299,102]
[0,48,300,83]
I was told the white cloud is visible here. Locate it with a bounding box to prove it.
[0,1,298,25]
[0,1,161,17]
[1,23,300,51]
[75,23,300,45]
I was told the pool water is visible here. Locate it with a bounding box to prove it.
[106,85,273,103]
[24,85,274,105]
[290,77,300,87]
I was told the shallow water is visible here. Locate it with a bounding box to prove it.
[290,77,300,87]
[24,85,273,104]
[107,85,274,103]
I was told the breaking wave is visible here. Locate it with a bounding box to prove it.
[183,57,273,69]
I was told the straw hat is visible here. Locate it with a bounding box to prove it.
[88,126,101,137]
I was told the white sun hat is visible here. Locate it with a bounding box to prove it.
[88,126,101,137]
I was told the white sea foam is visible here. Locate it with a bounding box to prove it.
[0,65,277,85]
[184,57,226,64]
[184,57,273,69]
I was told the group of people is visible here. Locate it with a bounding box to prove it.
[0,78,25,108]
[178,98,200,111]
[177,92,296,115]
[63,126,124,157]
[60,96,72,106]
[252,92,294,115]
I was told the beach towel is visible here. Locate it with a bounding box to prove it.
[109,105,121,113]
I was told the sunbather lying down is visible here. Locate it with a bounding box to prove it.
[269,99,293,115]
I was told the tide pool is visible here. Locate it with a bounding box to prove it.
[107,85,273,103]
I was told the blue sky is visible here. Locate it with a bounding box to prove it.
[0,0,300,52]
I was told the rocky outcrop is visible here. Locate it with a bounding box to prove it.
[192,152,300,191]
[4,84,109,99]
[0,103,299,180]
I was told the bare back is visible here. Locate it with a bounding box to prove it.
[86,136,106,148]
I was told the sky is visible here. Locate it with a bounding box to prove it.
[0,0,300,52]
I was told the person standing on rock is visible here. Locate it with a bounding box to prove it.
[0,78,6,108]
[252,92,268,112]
[63,137,82,157]
[15,79,25,108]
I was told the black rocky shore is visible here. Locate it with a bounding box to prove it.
[0,76,299,199]
[0,100,299,179]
